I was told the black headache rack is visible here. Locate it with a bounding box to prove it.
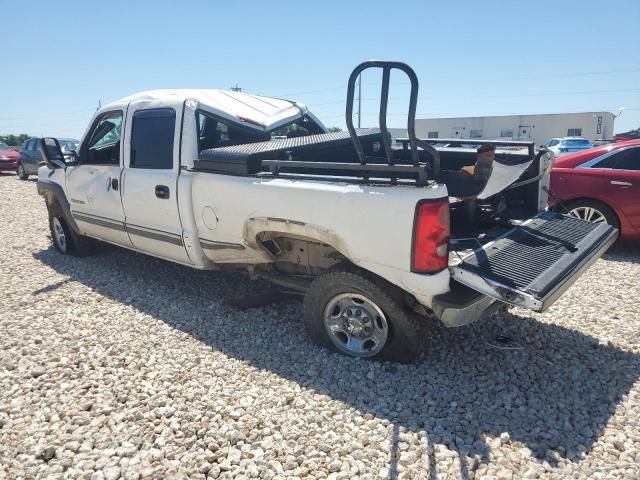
[194,61,441,186]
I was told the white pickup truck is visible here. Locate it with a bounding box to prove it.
[37,61,617,362]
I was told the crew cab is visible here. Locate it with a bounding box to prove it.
[37,61,617,362]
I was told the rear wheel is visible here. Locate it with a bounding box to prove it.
[303,269,421,363]
[47,203,95,256]
[565,199,619,229]
[17,163,29,180]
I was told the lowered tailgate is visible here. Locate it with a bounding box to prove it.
[451,211,618,312]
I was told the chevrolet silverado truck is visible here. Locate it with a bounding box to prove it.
[37,61,617,362]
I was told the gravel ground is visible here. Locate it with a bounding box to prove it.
[1,173,639,480]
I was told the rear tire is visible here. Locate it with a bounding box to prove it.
[47,203,95,256]
[17,163,29,180]
[564,199,619,229]
[303,269,421,363]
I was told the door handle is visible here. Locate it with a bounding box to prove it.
[610,180,632,187]
[155,185,170,199]
[111,178,119,190]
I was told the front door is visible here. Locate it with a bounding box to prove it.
[66,110,133,247]
[121,105,190,263]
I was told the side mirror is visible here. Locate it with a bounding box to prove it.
[39,138,67,169]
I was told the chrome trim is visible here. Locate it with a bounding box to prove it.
[199,239,245,250]
[72,212,125,231]
[126,224,183,246]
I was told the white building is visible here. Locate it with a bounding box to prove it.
[391,111,615,146]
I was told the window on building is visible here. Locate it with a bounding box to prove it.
[130,108,176,169]
[567,128,582,136]
[427,131,438,139]
[470,130,482,139]
[500,129,514,138]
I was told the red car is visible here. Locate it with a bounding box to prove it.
[549,140,640,241]
[0,141,20,173]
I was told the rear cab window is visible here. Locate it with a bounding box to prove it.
[196,111,268,152]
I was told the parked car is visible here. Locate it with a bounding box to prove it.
[35,61,616,362]
[544,137,593,156]
[17,137,43,180]
[0,141,20,173]
[17,137,79,179]
[550,140,640,240]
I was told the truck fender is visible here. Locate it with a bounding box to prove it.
[37,180,81,234]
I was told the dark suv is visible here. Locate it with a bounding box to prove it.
[17,137,79,180]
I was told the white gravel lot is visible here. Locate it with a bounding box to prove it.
[0,173,639,480]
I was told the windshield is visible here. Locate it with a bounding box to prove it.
[0,142,10,151]
[59,140,79,151]
[562,139,592,147]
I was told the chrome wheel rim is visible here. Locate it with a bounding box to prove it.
[569,206,607,224]
[323,293,389,357]
[52,217,67,253]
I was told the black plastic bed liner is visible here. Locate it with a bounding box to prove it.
[195,129,384,176]
[451,211,618,312]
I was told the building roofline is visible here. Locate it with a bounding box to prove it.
[415,111,615,121]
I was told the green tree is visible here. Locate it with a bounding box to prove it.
[0,134,30,146]
[328,127,342,133]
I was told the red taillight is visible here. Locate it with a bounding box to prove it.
[411,199,450,273]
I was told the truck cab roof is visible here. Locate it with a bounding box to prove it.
[103,89,326,133]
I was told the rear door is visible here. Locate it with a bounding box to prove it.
[121,104,190,263]
[65,110,133,247]
[597,146,640,235]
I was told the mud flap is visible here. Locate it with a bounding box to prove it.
[451,211,618,312]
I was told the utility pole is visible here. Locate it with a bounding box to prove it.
[357,74,362,128]
[230,83,242,92]
[97,100,101,111]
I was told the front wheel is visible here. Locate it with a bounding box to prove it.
[48,204,95,256]
[303,269,421,363]
[17,163,29,180]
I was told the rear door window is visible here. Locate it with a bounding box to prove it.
[611,148,640,171]
[130,108,176,169]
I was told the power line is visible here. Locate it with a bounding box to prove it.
[275,67,640,98]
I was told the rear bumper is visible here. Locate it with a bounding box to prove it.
[432,282,502,327]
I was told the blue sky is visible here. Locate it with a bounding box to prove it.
[1,0,639,139]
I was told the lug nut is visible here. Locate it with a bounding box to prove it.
[355,309,361,317]
[363,317,369,323]
[346,309,352,316]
